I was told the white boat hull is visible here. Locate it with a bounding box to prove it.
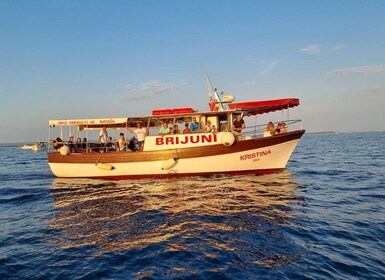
[48,133,303,179]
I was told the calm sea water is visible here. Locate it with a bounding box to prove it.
[0,132,384,279]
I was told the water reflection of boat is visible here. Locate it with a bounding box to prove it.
[49,172,305,268]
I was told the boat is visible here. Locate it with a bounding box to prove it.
[47,77,305,179]
[21,141,47,151]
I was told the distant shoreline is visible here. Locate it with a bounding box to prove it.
[306,131,337,135]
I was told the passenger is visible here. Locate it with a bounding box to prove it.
[68,136,75,152]
[265,121,276,136]
[211,125,218,134]
[133,123,147,151]
[280,122,287,133]
[107,136,116,151]
[128,136,139,152]
[204,120,212,133]
[53,137,63,151]
[220,123,228,132]
[232,114,245,141]
[183,123,192,134]
[118,133,127,152]
[82,138,87,149]
[172,124,180,134]
[75,137,82,152]
[99,126,108,144]
[189,117,199,132]
[81,137,92,152]
[159,122,171,136]
[275,123,282,134]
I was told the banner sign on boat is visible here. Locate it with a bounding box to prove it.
[143,133,221,151]
[49,118,128,127]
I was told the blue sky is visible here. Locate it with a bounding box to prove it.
[1,0,384,143]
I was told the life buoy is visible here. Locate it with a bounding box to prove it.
[221,132,235,146]
[59,145,70,155]
[96,163,114,170]
[162,158,178,170]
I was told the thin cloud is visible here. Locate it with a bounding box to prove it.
[259,61,279,75]
[326,65,385,78]
[361,84,385,95]
[299,44,321,54]
[331,44,345,51]
[122,81,180,102]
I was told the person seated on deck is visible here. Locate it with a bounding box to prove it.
[280,122,287,134]
[68,136,75,153]
[53,137,63,151]
[118,133,127,152]
[75,137,82,152]
[204,120,212,133]
[211,125,218,134]
[264,121,276,137]
[159,122,171,136]
[172,124,180,134]
[183,123,192,134]
[275,123,283,134]
[220,123,228,132]
[189,117,200,132]
[82,137,88,151]
[107,136,116,151]
[128,136,139,152]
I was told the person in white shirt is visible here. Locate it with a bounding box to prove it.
[132,123,147,151]
[204,120,212,133]
[99,126,108,144]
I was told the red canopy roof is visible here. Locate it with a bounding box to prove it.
[228,98,300,115]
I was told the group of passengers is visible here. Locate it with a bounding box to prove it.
[158,117,221,137]
[103,123,147,152]
[265,121,287,136]
[96,123,147,152]
[189,117,219,134]
[52,115,250,153]
[159,122,194,135]
[115,133,139,152]
[53,123,146,153]
[53,136,89,152]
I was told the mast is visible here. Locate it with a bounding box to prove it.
[201,65,224,111]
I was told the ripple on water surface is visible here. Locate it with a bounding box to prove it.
[45,172,305,278]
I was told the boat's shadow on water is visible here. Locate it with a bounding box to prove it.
[49,171,306,276]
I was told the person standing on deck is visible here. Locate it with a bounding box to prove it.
[132,123,147,151]
[99,126,108,144]
[232,114,245,141]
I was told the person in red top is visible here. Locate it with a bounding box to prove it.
[183,123,192,134]
[232,114,245,141]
